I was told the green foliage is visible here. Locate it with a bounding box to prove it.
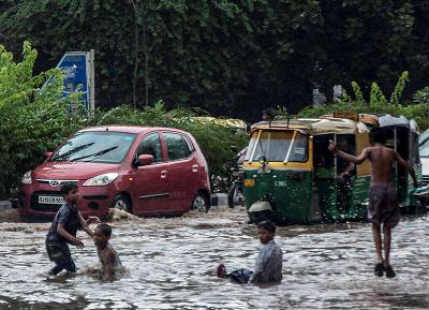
[390,71,409,106]
[298,72,428,130]
[1,1,428,120]
[411,86,429,129]
[272,105,289,120]
[413,86,429,105]
[351,81,365,105]
[0,42,85,198]
[369,82,387,108]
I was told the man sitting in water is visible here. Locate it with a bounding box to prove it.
[217,220,283,284]
[93,222,123,281]
[328,128,417,278]
[45,183,99,278]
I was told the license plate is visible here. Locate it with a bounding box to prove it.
[38,195,65,205]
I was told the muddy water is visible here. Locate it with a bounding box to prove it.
[0,207,427,310]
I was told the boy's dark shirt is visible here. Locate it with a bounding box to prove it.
[46,202,81,244]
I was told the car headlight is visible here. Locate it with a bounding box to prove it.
[21,171,32,185]
[83,173,118,186]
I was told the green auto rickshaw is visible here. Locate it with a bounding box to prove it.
[242,114,428,225]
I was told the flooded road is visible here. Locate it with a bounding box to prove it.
[0,207,427,310]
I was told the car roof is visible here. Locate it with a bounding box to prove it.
[78,125,188,135]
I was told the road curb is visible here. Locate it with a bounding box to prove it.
[210,193,228,208]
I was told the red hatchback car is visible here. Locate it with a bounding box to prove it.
[17,125,211,220]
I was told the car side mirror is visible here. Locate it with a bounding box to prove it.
[138,154,154,166]
[44,151,53,159]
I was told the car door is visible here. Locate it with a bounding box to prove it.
[162,131,197,212]
[129,132,170,215]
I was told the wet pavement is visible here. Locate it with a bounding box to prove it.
[0,207,427,310]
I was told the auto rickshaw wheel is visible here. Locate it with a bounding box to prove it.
[248,210,277,225]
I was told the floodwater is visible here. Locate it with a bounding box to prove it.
[0,207,427,310]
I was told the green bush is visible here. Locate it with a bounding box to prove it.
[0,42,85,198]
[297,72,429,130]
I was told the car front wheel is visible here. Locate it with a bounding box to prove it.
[113,194,132,213]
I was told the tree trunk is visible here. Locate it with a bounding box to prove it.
[143,22,149,106]
[132,10,139,110]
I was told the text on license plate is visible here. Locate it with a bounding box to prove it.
[38,195,65,205]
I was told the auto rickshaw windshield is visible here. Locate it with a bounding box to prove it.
[420,138,429,158]
[245,130,309,162]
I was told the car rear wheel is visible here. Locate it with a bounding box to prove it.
[113,195,132,213]
[192,192,210,213]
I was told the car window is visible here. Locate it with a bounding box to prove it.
[137,133,163,163]
[50,131,136,163]
[163,132,192,161]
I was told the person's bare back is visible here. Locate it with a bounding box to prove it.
[367,145,398,186]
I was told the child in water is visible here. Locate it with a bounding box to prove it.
[45,183,99,278]
[217,220,283,284]
[93,222,123,281]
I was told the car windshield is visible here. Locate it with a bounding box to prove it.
[50,131,136,163]
[246,130,308,162]
[419,139,429,158]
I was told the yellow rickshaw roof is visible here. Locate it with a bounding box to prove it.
[251,117,370,135]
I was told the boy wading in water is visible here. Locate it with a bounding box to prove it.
[93,223,123,281]
[217,220,283,284]
[328,128,417,278]
[45,183,99,277]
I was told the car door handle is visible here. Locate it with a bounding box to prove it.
[192,164,199,173]
[161,170,168,179]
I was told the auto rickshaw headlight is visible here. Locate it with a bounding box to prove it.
[244,179,255,187]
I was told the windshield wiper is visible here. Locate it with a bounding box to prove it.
[250,131,268,162]
[284,131,297,163]
[51,142,94,161]
[70,145,119,162]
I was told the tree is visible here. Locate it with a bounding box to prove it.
[1,1,428,121]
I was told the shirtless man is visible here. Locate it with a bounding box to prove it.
[328,128,417,278]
